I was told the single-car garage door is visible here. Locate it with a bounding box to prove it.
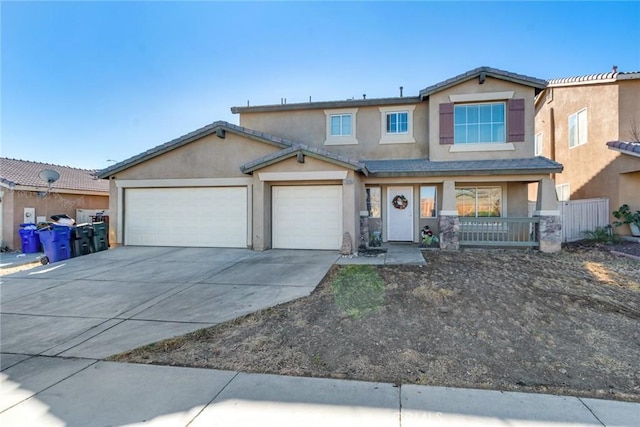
[272,185,342,250]
[125,187,247,247]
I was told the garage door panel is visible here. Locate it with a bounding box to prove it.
[273,185,342,250]
[125,187,247,247]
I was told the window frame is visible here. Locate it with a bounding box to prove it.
[568,108,587,149]
[386,111,409,135]
[366,186,381,219]
[455,186,503,218]
[324,108,358,145]
[330,114,352,137]
[453,101,506,145]
[379,105,416,144]
[420,186,437,218]
[535,132,543,156]
[555,183,570,202]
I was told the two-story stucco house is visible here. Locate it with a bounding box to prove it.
[98,67,563,253]
[533,69,640,234]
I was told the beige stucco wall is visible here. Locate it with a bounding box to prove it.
[113,133,277,180]
[4,190,108,250]
[534,81,640,224]
[618,80,640,142]
[428,77,536,161]
[239,103,429,160]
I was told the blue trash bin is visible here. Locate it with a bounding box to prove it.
[37,225,71,264]
[18,223,41,253]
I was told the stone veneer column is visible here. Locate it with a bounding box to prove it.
[439,180,460,251]
[535,177,562,253]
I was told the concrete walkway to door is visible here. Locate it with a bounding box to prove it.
[336,243,427,266]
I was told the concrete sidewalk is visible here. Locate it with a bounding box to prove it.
[1,359,637,426]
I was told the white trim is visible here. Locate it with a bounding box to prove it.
[379,105,416,144]
[568,108,588,149]
[439,210,459,216]
[449,91,514,103]
[534,210,560,216]
[115,178,252,188]
[258,171,348,182]
[324,108,358,145]
[534,133,543,156]
[117,186,124,244]
[449,143,515,152]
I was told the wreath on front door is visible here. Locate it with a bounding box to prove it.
[392,195,408,210]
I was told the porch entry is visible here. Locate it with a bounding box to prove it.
[387,186,413,241]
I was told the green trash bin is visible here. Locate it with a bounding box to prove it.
[91,222,109,252]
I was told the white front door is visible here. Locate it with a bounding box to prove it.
[387,186,414,241]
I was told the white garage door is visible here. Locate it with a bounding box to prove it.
[125,187,247,247]
[272,185,342,250]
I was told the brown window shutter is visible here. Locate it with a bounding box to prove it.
[507,98,525,142]
[439,103,454,144]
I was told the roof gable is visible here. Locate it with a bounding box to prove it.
[97,121,299,178]
[0,158,108,193]
[241,145,366,175]
[419,66,546,99]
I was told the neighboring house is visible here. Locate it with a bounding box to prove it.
[98,66,563,253]
[533,69,640,233]
[0,158,109,250]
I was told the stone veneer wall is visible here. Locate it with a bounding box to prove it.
[439,216,460,251]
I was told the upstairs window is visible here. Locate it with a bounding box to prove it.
[379,105,416,144]
[330,114,352,136]
[569,108,587,148]
[386,112,408,134]
[324,108,358,145]
[535,132,543,156]
[439,97,524,147]
[454,103,505,144]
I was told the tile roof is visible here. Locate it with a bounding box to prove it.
[0,158,109,193]
[547,71,640,87]
[362,156,563,177]
[97,121,301,178]
[419,66,547,98]
[606,140,640,157]
[241,145,365,174]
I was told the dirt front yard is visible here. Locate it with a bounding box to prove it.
[112,248,640,402]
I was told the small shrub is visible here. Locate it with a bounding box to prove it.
[582,227,621,244]
[332,265,385,319]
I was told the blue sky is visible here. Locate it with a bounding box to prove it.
[2,1,639,170]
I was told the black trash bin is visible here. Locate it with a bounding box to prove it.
[91,222,109,252]
[70,224,93,257]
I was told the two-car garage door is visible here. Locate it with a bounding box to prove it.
[124,187,247,247]
[272,185,342,250]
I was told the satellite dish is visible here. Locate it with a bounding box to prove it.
[39,169,60,185]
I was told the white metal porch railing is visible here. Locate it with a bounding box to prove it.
[459,217,540,247]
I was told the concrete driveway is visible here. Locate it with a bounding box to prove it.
[1,246,338,359]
